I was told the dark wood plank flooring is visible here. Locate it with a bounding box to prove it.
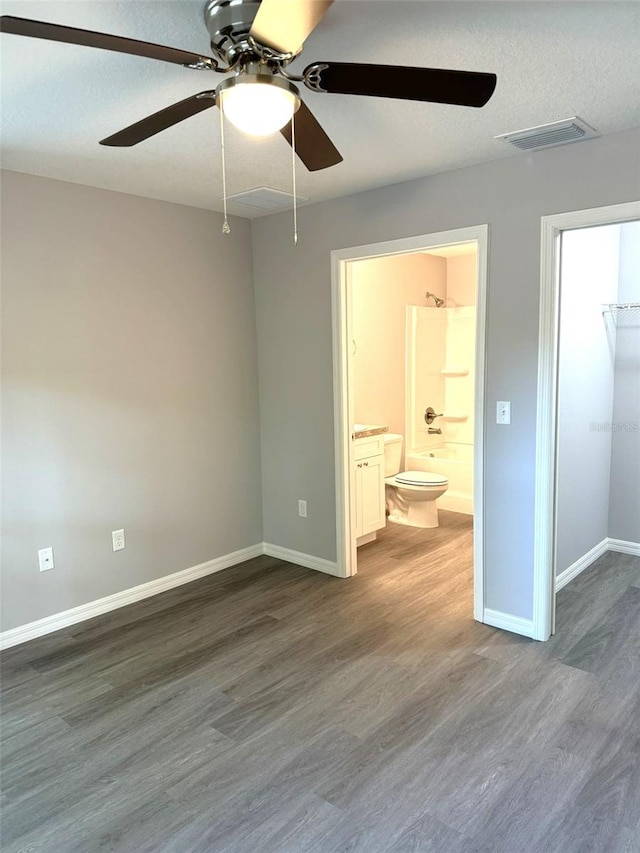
[1,512,639,852]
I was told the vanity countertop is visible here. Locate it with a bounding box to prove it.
[352,424,389,440]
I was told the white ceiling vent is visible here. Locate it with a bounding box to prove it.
[226,186,308,211]
[495,117,599,152]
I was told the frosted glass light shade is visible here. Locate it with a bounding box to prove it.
[220,77,299,137]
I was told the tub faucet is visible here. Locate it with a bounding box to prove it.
[428,427,442,435]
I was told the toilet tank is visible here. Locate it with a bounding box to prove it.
[383,433,403,476]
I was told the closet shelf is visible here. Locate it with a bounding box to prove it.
[602,302,640,324]
[602,302,640,311]
[440,367,469,377]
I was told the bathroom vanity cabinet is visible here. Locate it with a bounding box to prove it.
[353,435,386,540]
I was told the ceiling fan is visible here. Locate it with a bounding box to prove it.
[0,0,498,172]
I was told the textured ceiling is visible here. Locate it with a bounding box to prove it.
[2,1,639,219]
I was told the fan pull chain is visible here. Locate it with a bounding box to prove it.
[219,98,230,235]
[291,113,298,246]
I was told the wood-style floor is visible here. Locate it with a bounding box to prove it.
[1,512,639,852]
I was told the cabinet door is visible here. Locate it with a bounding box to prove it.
[358,454,386,535]
[354,463,364,539]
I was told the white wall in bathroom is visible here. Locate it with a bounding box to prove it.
[446,254,477,307]
[351,253,446,438]
[555,224,620,576]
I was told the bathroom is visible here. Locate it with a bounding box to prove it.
[350,242,478,570]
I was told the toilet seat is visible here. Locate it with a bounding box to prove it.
[394,470,448,487]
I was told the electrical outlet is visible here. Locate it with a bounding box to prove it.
[298,500,307,518]
[38,547,54,572]
[112,529,126,552]
[496,401,511,425]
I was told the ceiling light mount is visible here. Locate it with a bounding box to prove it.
[204,0,259,64]
[204,0,295,68]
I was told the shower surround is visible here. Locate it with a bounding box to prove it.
[405,304,475,514]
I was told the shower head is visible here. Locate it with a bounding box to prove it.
[425,291,445,307]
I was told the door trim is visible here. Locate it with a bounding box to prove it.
[533,200,640,642]
[331,225,489,623]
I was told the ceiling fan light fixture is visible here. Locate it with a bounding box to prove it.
[217,73,300,137]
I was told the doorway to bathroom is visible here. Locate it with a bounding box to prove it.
[331,226,488,623]
[533,201,640,641]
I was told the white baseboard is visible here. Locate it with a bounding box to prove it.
[263,542,343,578]
[556,538,609,592]
[5,529,633,651]
[607,538,640,556]
[554,538,640,595]
[0,543,264,651]
[483,608,535,639]
[1,542,344,650]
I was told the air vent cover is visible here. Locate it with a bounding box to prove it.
[227,186,307,211]
[495,117,599,152]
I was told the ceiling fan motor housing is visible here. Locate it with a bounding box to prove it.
[204,0,264,65]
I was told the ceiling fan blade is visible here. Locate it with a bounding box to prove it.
[303,62,497,108]
[280,99,342,171]
[0,16,215,69]
[100,92,217,147]
[250,0,333,55]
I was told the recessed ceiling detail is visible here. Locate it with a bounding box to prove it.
[226,186,307,210]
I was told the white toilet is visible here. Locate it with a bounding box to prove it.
[384,433,448,529]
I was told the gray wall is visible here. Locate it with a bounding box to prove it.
[609,221,640,542]
[1,171,262,631]
[555,225,619,575]
[251,127,640,621]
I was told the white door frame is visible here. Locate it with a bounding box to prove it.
[532,200,640,642]
[331,225,489,622]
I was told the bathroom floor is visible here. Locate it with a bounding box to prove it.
[357,509,474,599]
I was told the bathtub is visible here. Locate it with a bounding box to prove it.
[405,443,473,515]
